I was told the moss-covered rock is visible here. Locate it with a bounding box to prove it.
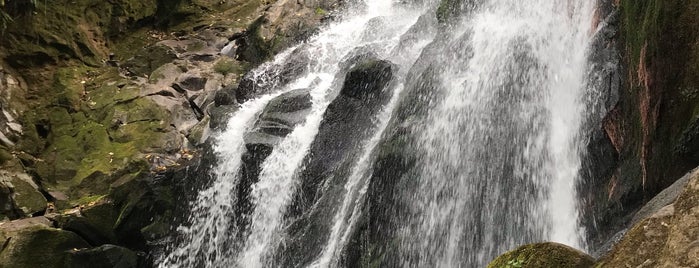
[0,0,163,67]
[487,242,594,268]
[583,0,699,251]
[0,217,91,268]
[0,171,47,219]
[51,197,119,246]
[121,44,178,77]
[610,0,699,202]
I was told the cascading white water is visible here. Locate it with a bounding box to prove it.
[394,0,595,267]
[158,49,297,267]
[159,93,277,268]
[161,1,427,267]
[162,0,599,267]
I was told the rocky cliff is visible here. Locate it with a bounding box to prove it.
[0,0,338,266]
[488,0,699,266]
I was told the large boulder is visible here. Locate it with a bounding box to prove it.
[51,198,119,246]
[0,217,91,268]
[486,242,594,268]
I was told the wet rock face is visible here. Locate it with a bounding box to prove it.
[235,45,312,103]
[575,0,624,250]
[339,60,394,101]
[233,0,340,64]
[580,0,699,252]
[277,58,395,267]
[235,88,313,231]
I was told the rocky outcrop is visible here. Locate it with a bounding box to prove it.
[595,168,699,267]
[277,57,395,267]
[235,46,312,103]
[233,0,340,64]
[235,88,313,229]
[486,242,595,268]
[0,0,341,266]
[575,0,699,252]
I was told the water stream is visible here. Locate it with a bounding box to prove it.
[161,0,601,267]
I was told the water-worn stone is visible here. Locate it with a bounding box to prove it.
[278,57,395,267]
[243,88,313,151]
[486,242,594,268]
[235,45,312,102]
[235,88,313,229]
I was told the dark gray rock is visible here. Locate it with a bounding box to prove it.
[66,244,140,268]
[208,105,239,130]
[243,88,313,150]
[175,75,207,92]
[235,88,313,231]
[122,45,178,77]
[0,171,47,219]
[277,58,396,267]
[214,85,237,107]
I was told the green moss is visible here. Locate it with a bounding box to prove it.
[0,145,12,164]
[52,66,93,111]
[26,65,171,197]
[615,0,699,192]
[437,0,461,24]
[213,58,240,75]
[77,194,106,205]
[0,224,90,268]
[315,7,327,16]
[487,243,594,268]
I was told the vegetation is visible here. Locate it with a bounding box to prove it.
[0,0,36,32]
[214,58,239,75]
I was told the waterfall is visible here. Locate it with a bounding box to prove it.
[384,1,594,267]
[161,0,599,267]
